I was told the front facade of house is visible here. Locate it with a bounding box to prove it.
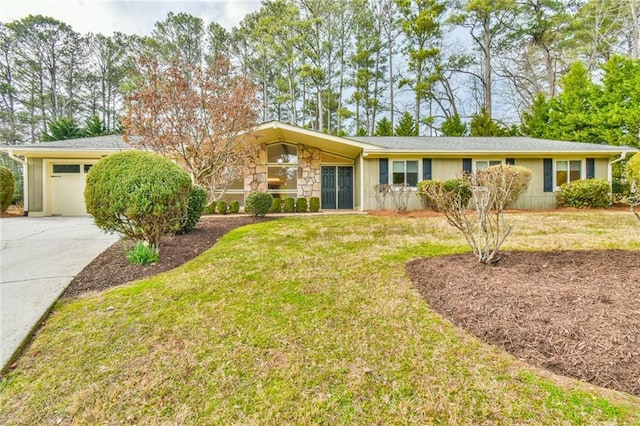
[1,121,635,216]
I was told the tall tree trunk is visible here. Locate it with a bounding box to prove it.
[483,16,492,119]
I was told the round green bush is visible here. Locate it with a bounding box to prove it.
[245,191,273,217]
[283,197,295,213]
[269,197,281,213]
[85,151,192,245]
[627,153,640,186]
[443,178,472,205]
[309,196,320,212]
[217,201,228,215]
[229,200,240,214]
[0,166,14,213]
[557,179,611,208]
[177,185,208,234]
[296,197,308,212]
[204,201,217,215]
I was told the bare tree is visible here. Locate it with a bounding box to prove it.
[121,55,260,201]
[423,165,532,264]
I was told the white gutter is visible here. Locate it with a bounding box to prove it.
[7,150,28,215]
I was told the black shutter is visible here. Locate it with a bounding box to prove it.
[422,158,432,180]
[462,158,472,174]
[586,158,595,179]
[379,158,388,184]
[543,158,553,192]
[506,158,515,165]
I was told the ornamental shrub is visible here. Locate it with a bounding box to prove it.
[0,166,14,213]
[85,151,191,246]
[309,196,320,212]
[229,200,240,214]
[479,165,532,208]
[443,178,472,206]
[177,185,208,234]
[217,201,228,215]
[270,197,281,213]
[204,201,217,214]
[296,197,308,212]
[557,179,611,208]
[283,197,295,213]
[245,191,273,217]
[416,180,443,210]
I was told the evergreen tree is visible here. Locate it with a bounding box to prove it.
[440,114,467,136]
[469,107,508,136]
[395,111,418,136]
[374,117,393,135]
[42,117,84,141]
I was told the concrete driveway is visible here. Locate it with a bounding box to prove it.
[0,217,120,371]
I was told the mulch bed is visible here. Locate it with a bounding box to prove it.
[63,216,268,298]
[407,250,640,397]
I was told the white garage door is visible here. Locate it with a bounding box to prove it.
[50,163,93,216]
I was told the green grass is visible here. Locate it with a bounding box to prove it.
[1,212,639,424]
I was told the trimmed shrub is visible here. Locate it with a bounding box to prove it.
[0,166,14,213]
[229,200,240,214]
[85,151,191,246]
[557,179,611,208]
[283,197,295,213]
[296,197,308,212]
[309,196,320,212]
[204,201,217,215]
[177,185,208,234]
[270,197,281,213]
[217,201,228,215]
[245,191,273,217]
[443,178,472,206]
[417,180,442,210]
[479,165,533,208]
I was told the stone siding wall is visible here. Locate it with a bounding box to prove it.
[298,145,321,198]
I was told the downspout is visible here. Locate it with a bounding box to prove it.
[608,151,628,205]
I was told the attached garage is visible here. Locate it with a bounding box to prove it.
[47,162,96,216]
[2,136,131,217]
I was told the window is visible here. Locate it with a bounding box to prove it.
[475,160,502,171]
[52,164,80,173]
[556,160,582,186]
[267,143,298,194]
[392,160,418,186]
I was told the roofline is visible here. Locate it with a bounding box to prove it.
[362,148,637,157]
[257,121,378,150]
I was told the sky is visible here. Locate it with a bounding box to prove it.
[0,0,263,35]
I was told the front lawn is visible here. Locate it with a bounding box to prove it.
[1,212,639,424]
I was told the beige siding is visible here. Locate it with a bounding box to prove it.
[432,159,464,181]
[510,158,556,209]
[595,158,608,179]
[354,153,363,210]
[27,157,43,213]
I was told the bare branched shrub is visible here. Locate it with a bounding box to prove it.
[374,184,392,210]
[423,165,532,264]
[389,183,413,213]
[629,182,640,222]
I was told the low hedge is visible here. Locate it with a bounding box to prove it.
[557,179,611,208]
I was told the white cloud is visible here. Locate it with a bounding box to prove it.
[0,0,263,36]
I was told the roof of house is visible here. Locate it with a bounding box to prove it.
[1,135,131,151]
[348,136,637,155]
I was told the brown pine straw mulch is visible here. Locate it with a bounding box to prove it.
[407,250,640,397]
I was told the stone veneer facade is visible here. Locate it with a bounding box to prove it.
[243,143,322,200]
[297,144,321,199]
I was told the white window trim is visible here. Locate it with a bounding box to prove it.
[554,159,584,189]
[473,159,503,172]
[391,159,420,187]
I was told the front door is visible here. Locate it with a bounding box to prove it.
[321,166,353,209]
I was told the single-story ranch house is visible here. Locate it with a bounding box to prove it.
[1,120,636,216]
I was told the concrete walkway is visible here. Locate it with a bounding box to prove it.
[0,217,119,371]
